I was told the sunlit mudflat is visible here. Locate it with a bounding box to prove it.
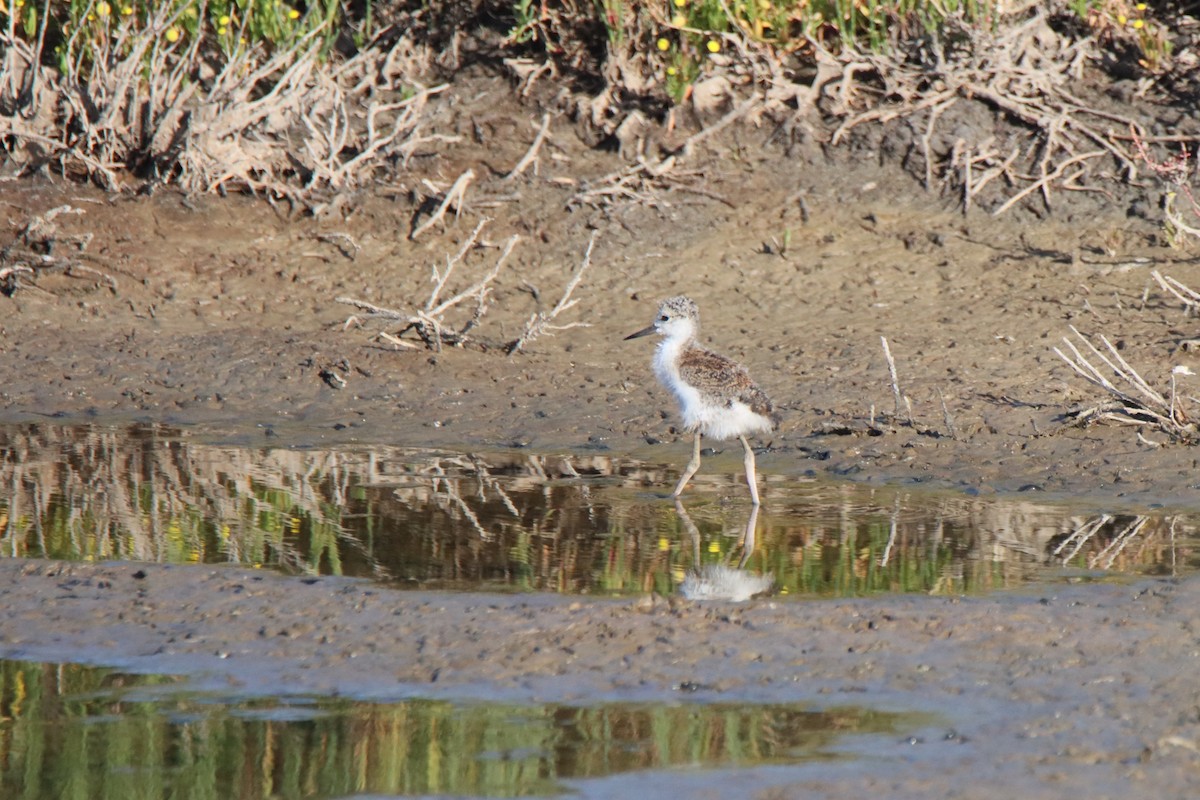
[0,659,935,799]
[2,423,1196,597]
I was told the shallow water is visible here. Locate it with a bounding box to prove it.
[2,423,1197,597]
[0,659,936,799]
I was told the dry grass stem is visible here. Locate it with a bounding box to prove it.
[880,336,904,421]
[1152,271,1200,315]
[337,221,519,351]
[0,6,440,212]
[505,231,597,355]
[937,387,960,441]
[410,169,476,240]
[1054,326,1197,441]
[505,113,553,180]
[824,9,1142,215]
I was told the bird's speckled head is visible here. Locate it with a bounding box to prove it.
[625,295,700,342]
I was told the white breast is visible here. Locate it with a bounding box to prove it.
[652,338,772,440]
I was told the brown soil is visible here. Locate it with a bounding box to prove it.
[4,71,1200,796]
[3,558,1199,797]
[3,74,1196,508]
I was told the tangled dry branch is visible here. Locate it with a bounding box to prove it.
[337,220,519,351]
[820,9,1145,214]
[505,231,597,355]
[0,6,442,212]
[1054,325,1197,443]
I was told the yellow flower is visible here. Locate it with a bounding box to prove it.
[96,1,111,16]
[218,26,227,35]
[219,14,230,25]
[121,5,133,14]
[667,66,677,75]
[287,8,300,19]
[1117,13,1127,24]
[672,13,686,26]
[656,37,670,50]
[1135,2,1146,8]
[706,39,720,53]
[165,26,180,42]
[1133,18,1144,28]
[673,0,686,6]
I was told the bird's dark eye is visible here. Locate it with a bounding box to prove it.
[658,315,668,321]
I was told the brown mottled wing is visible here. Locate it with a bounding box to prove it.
[678,347,780,428]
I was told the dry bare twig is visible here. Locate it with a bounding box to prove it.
[410,169,476,240]
[337,220,519,351]
[1054,325,1197,441]
[505,231,597,354]
[0,6,442,212]
[505,113,552,180]
[1152,271,1200,315]
[824,9,1142,215]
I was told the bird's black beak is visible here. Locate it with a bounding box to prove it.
[624,325,657,341]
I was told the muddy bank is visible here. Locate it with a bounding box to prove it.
[2,104,1198,510]
[0,558,1197,797]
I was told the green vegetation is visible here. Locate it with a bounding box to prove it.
[2,0,342,71]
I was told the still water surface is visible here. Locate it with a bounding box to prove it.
[0,423,1186,798]
[0,659,936,799]
[2,423,1197,597]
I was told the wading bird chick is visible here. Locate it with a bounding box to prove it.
[625,296,779,504]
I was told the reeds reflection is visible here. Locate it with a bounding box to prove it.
[0,659,925,799]
[1,423,1198,596]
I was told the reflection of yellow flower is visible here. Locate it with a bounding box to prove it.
[707,541,720,553]
[656,37,670,51]
[165,26,180,42]
[1133,18,1144,28]
[706,39,720,53]
[658,537,669,551]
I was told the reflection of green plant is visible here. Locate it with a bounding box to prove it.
[0,659,923,797]
[2,426,1191,598]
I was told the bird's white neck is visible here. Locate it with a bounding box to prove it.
[652,326,695,384]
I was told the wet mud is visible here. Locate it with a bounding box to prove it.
[1,559,1199,797]
[3,73,1200,796]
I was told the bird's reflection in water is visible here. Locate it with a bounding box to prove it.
[675,499,773,602]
